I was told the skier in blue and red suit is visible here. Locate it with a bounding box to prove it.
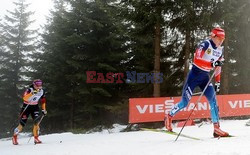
[165,27,229,137]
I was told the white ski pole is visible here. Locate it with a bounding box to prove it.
[192,92,202,96]
[18,104,30,120]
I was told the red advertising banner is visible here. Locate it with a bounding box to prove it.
[129,94,250,123]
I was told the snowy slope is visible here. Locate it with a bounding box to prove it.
[1,120,250,155]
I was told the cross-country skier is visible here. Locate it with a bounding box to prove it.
[164,27,229,137]
[12,79,47,145]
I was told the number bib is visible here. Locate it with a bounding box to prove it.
[25,88,44,105]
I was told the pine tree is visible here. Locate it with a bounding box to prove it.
[169,0,217,79]
[117,0,174,97]
[0,0,37,137]
[34,0,72,131]
[212,0,250,94]
[226,1,250,94]
[36,0,129,131]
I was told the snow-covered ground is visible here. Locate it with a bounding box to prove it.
[1,120,250,155]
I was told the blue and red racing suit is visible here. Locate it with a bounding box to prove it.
[169,39,223,123]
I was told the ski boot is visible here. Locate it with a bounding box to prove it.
[213,123,229,137]
[164,114,173,132]
[34,136,42,144]
[12,135,18,145]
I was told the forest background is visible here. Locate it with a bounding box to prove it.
[1,0,250,137]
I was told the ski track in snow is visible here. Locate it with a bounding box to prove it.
[1,120,250,155]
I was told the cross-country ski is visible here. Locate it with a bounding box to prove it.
[140,128,201,140]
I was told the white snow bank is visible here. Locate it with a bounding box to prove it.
[1,120,250,155]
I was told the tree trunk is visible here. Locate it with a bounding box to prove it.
[153,16,161,97]
[221,35,229,94]
[70,101,74,130]
[184,29,191,79]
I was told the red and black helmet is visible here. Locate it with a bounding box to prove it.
[211,27,225,39]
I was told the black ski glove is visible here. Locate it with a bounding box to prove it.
[211,61,223,67]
